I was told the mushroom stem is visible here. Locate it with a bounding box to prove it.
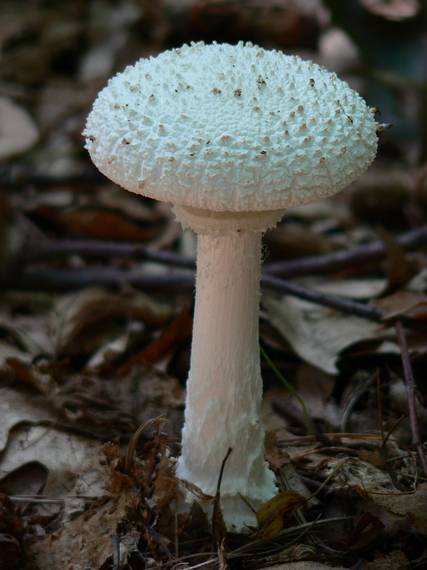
[176,230,277,531]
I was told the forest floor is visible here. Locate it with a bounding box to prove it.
[0,1,427,569]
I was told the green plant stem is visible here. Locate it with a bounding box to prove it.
[261,347,315,436]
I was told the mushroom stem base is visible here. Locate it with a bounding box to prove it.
[176,230,277,532]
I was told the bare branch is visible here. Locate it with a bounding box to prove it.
[394,320,427,477]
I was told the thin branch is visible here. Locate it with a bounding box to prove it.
[16,225,427,278]
[22,239,195,270]
[1,266,384,321]
[0,267,195,293]
[124,416,167,474]
[261,274,383,321]
[264,225,427,277]
[394,320,427,477]
[212,447,232,548]
[112,535,120,570]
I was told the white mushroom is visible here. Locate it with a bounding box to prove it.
[84,42,378,532]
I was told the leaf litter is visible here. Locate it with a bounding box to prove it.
[1,0,427,569]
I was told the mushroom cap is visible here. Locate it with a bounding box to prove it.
[84,42,378,212]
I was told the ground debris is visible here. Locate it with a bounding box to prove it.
[0,493,24,570]
[1,0,427,568]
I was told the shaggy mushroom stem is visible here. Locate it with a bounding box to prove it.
[175,209,280,531]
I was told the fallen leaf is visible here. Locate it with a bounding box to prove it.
[367,484,427,536]
[319,28,360,73]
[256,490,306,540]
[361,0,419,21]
[0,97,38,159]
[380,230,419,290]
[264,295,380,374]
[53,288,173,357]
[33,205,163,241]
[0,462,48,497]
[377,290,427,321]
[0,494,24,569]
[362,549,409,569]
[407,268,427,293]
[118,308,192,373]
[28,490,141,570]
[263,562,346,570]
[0,386,56,453]
[0,425,106,502]
[314,278,387,299]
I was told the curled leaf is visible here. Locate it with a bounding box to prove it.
[256,490,306,540]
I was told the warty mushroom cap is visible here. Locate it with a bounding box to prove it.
[84,41,378,214]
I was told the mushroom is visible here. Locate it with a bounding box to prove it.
[84,42,378,532]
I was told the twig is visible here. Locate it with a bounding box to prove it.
[1,267,195,293]
[264,224,427,277]
[227,515,353,558]
[9,495,100,504]
[215,448,233,497]
[15,224,427,277]
[261,346,315,435]
[112,535,120,570]
[394,320,427,477]
[23,239,195,270]
[212,448,232,548]
[261,274,383,321]
[1,266,384,321]
[124,416,167,474]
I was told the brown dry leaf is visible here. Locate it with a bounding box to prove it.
[166,0,322,50]
[323,457,396,494]
[362,550,409,570]
[0,385,56,453]
[111,367,184,430]
[45,365,184,441]
[265,224,336,260]
[32,204,163,241]
[256,490,306,540]
[380,231,419,290]
[265,431,290,470]
[0,493,24,569]
[361,0,419,21]
[28,489,141,570]
[377,290,427,321]
[54,288,173,357]
[119,308,192,373]
[218,538,229,570]
[0,97,38,160]
[0,425,106,502]
[366,484,427,536]
[408,268,427,293]
[98,187,162,223]
[264,294,380,374]
[0,314,52,368]
[319,28,360,73]
[350,169,410,228]
[152,454,177,510]
[315,278,387,299]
